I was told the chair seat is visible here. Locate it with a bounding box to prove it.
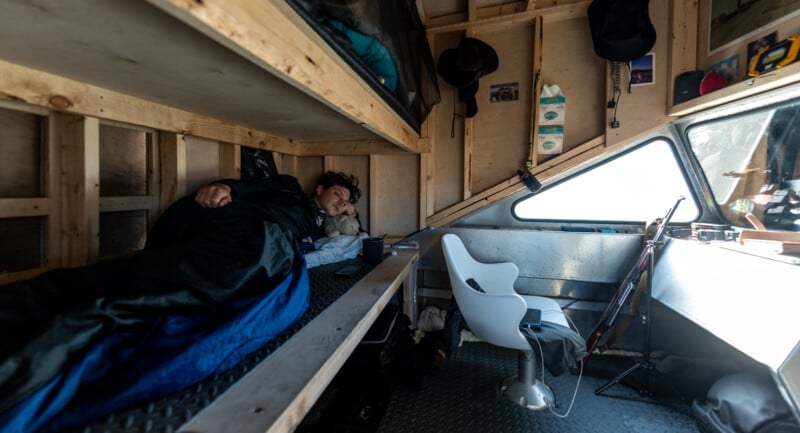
[521,295,569,328]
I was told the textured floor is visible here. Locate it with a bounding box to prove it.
[377,342,701,433]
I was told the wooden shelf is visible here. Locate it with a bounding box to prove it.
[669,61,800,117]
[0,0,424,154]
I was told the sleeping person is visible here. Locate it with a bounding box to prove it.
[0,171,360,432]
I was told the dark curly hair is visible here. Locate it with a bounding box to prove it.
[315,171,361,204]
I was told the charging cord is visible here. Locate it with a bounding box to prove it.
[523,314,584,418]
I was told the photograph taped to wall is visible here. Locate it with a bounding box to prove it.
[489,82,519,103]
[708,54,739,84]
[630,53,655,86]
[709,0,800,54]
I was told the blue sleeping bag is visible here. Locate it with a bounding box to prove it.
[1,258,310,433]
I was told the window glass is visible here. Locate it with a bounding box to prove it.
[513,139,698,222]
[687,102,800,231]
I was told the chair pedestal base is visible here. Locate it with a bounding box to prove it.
[500,376,554,410]
[499,350,553,410]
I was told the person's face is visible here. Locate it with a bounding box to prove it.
[314,184,352,216]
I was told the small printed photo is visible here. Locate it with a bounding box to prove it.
[630,53,655,86]
[708,54,739,84]
[489,82,520,103]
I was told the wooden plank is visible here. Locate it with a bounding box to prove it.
[529,16,543,167]
[58,114,100,267]
[369,155,380,237]
[433,32,466,213]
[0,60,299,154]
[426,1,590,34]
[470,24,534,193]
[370,154,420,239]
[219,142,241,180]
[146,132,160,231]
[146,0,424,153]
[0,198,50,217]
[179,250,419,433]
[541,16,606,152]
[667,0,698,107]
[45,112,62,269]
[295,139,415,156]
[0,1,389,149]
[159,132,187,213]
[427,135,605,226]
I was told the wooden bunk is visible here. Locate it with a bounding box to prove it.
[0,1,423,432]
[0,0,426,155]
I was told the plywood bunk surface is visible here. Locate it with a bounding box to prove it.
[0,0,424,153]
[65,250,417,433]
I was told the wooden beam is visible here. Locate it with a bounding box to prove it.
[426,1,590,35]
[293,139,420,156]
[219,142,241,179]
[58,114,100,267]
[667,0,699,107]
[180,250,418,433]
[529,16,544,167]
[159,132,187,212]
[147,0,425,153]
[45,111,62,269]
[0,198,51,218]
[0,60,300,154]
[427,135,605,227]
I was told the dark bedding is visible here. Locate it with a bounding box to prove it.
[288,0,441,132]
[1,260,309,433]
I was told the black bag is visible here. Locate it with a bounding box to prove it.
[588,0,656,62]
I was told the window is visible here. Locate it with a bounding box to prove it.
[687,101,800,231]
[513,139,699,222]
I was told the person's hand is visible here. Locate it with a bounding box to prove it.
[342,203,356,217]
[195,183,232,208]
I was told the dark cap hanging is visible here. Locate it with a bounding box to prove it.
[437,37,498,118]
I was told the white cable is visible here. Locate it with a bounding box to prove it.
[523,314,584,418]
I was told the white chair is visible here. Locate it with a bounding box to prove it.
[441,233,568,410]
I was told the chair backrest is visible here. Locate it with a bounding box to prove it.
[441,233,531,351]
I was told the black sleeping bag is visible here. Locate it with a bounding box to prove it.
[0,175,319,430]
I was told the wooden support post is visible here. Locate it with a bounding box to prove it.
[463,27,476,200]
[159,132,186,213]
[529,15,544,167]
[219,142,241,179]
[59,114,100,267]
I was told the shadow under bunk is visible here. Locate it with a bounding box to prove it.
[68,249,418,433]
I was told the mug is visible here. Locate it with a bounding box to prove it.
[362,237,384,265]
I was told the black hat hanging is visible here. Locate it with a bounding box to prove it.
[437,37,498,118]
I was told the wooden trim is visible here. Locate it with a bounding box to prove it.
[0,268,49,286]
[426,1,590,35]
[180,250,419,433]
[529,15,544,166]
[0,198,51,218]
[667,0,699,108]
[295,139,415,156]
[670,61,800,117]
[146,0,424,153]
[427,135,605,227]
[159,132,187,213]
[0,60,298,154]
[59,114,100,267]
[45,112,61,269]
[369,155,379,237]
[219,142,241,179]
